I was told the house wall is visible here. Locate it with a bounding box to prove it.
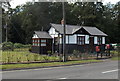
[31,46,40,54]
[32,34,53,54]
[59,44,106,54]
[48,27,59,38]
[48,27,106,54]
[48,27,106,45]
[32,34,39,38]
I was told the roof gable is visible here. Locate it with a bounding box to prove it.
[82,27,108,36]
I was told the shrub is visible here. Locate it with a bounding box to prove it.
[47,50,52,56]
[23,44,31,48]
[34,54,40,61]
[73,50,80,57]
[14,43,24,48]
[2,42,14,51]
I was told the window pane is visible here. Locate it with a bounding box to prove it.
[77,36,85,45]
[41,39,46,42]
[41,43,46,46]
[33,43,34,46]
[37,43,39,46]
[33,39,34,42]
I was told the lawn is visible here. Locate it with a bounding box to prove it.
[110,50,120,60]
[111,56,120,60]
[0,48,60,63]
[1,60,102,70]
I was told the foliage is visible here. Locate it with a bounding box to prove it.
[47,50,52,56]
[14,43,24,48]
[73,50,80,57]
[2,2,120,43]
[2,42,14,51]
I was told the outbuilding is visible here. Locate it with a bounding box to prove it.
[31,31,52,54]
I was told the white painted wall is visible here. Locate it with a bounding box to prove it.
[32,34,39,38]
[77,34,85,36]
[94,36,98,44]
[66,35,69,44]
[102,37,105,44]
[48,27,56,34]
[49,27,59,38]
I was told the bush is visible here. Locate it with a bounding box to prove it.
[2,42,14,51]
[23,44,31,48]
[73,50,80,57]
[47,51,52,56]
[14,43,24,48]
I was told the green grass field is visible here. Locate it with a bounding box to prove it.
[1,60,102,70]
[110,50,120,60]
[0,48,60,63]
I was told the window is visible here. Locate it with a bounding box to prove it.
[41,39,46,46]
[33,39,34,42]
[102,37,105,44]
[41,43,46,46]
[97,37,102,45]
[77,36,85,45]
[37,43,40,46]
[32,39,40,46]
[41,39,46,42]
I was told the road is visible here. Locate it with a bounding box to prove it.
[1,61,118,80]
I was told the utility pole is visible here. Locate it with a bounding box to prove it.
[62,2,66,62]
[5,23,8,42]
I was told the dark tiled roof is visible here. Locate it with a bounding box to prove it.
[82,26,108,36]
[50,23,108,36]
[50,23,81,34]
[35,31,52,39]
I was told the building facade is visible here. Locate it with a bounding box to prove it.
[32,23,108,54]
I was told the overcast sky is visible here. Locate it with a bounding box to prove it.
[10,0,120,8]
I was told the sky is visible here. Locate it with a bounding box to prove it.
[10,0,120,8]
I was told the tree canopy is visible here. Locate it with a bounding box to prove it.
[2,2,120,44]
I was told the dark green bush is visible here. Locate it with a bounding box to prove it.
[2,42,14,51]
[73,50,80,57]
[23,44,31,48]
[47,50,52,56]
[14,43,24,48]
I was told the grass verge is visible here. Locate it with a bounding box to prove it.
[111,56,120,60]
[1,60,102,70]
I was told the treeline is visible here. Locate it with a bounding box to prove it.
[2,2,120,44]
